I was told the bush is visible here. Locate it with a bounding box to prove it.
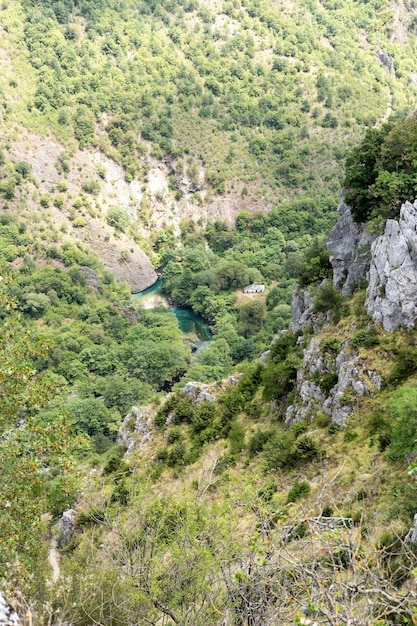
[73,217,87,227]
[387,386,417,459]
[292,435,320,464]
[82,180,100,195]
[167,427,183,444]
[318,373,338,393]
[314,282,342,314]
[248,430,274,457]
[167,441,186,467]
[107,206,129,231]
[258,481,277,502]
[351,327,380,348]
[287,480,311,503]
[40,195,50,208]
[389,346,417,384]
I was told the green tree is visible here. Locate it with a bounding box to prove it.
[0,280,76,588]
[238,300,267,337]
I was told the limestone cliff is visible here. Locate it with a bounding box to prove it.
[365,200,417,332]
[327,195,375,296]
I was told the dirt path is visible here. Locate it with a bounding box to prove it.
[48,538,60,584]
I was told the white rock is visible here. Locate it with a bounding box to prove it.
[366,201,417,331]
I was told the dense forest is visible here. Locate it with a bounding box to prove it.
[3,0,417,624]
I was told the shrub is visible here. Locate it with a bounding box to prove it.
[258,481,277,502]
[387,386,417,459]
[287,480,311,503]
[317,373,338,393]
[82,180,100,195]
[291,435,320,465]
[321,338,341,355]
[167,427,183,444]
[314,282,342,314]
[351,327,380,348]
[40,195,50,208]
[389,346,417,384]
[316,412,331,428]
[321,505,333,517]
[107,206,129,231]
[73,217,87,227]
[167,441,186,467]
[248,430,274,457]
[15,161,31,178]
[103,445,127,474]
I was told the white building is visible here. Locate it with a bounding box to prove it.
[243,284,265,294]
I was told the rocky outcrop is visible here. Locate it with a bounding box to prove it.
[57,509,77,548]
[182,382,216,405]
[118,406,154,454]
[365,201,417,332]
[376,47,396,77]
[286,337,382,426]
[327,197,375,296]
[290,285,335,333]
[405,513,417,543]
[100,243,157,293]
[79,266,100,291]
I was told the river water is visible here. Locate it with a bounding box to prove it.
[132,279,212,352]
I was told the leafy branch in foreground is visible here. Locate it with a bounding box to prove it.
[0,276,78,590]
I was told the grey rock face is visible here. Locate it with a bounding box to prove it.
[259,350,271,364]
[0,595,19,626]
[365,201,417,332]
[182,382,216,405]
[405,513,417,543]
[57,509,77,548]
[327,198,375,295]
[285,337,381,427]
[376,47,396,76]
[118,406,154,454]
[79,266,100,291]
[289,286,332,332]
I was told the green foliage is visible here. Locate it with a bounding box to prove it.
[0,282,77,588]
[387,386,417,459]
[81,180,100,195]
[351,326,380,348]
[313,281,342,314]
[238,300,267,338]
[107,206,129,232]
[316,373,338,393]
[262,427,319,470]
[287,480,311,503]
[248,430,274,457]
[389,345,417,384]
[345,113,417,223]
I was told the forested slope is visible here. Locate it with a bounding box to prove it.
[3,0,417,623]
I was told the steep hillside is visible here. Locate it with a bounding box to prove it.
[1,0,417,235]
[4,0,417,623]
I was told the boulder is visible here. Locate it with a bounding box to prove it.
[285,337,382,427]
[57,509,77,548]
[79,266,99,291]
